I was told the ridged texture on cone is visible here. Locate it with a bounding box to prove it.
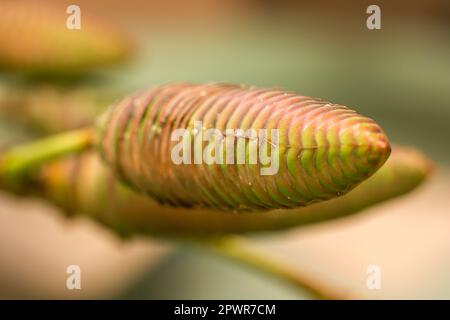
[98,83,391,211]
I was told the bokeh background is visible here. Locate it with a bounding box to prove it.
[0,0,449,299]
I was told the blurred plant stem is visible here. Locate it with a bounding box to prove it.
[0,128,94,188]
[200,236,347,300]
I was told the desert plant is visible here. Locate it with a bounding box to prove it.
[0,82,432,299]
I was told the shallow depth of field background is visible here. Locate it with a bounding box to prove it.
[0,0,449,299]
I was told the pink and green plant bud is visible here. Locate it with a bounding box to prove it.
[97,83,391,211]
[0,2,132,76]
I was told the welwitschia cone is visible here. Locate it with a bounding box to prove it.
[0,2,132,76]
[98,83,391,211]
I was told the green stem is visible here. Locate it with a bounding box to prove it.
[201,236,347,300]
[0,128,95,188]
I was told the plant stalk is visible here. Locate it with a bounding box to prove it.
[0,128,95,188]
[199,236,347,300]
